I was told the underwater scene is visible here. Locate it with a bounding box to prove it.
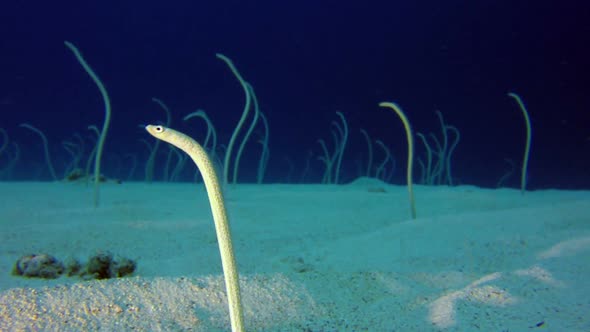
[1,1,589,331]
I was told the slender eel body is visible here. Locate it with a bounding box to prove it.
[145,125,244,332]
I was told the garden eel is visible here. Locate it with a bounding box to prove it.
[145,125,244,332]
[379,102,416,219]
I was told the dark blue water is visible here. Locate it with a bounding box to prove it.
[1,0,589,188]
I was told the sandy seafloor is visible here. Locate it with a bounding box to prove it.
[0,179,589,331]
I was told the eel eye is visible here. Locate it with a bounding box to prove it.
[154,126,164,133]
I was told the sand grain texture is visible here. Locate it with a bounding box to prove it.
[1,181,589,331]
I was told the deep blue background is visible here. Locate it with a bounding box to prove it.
[1,0,589,188]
